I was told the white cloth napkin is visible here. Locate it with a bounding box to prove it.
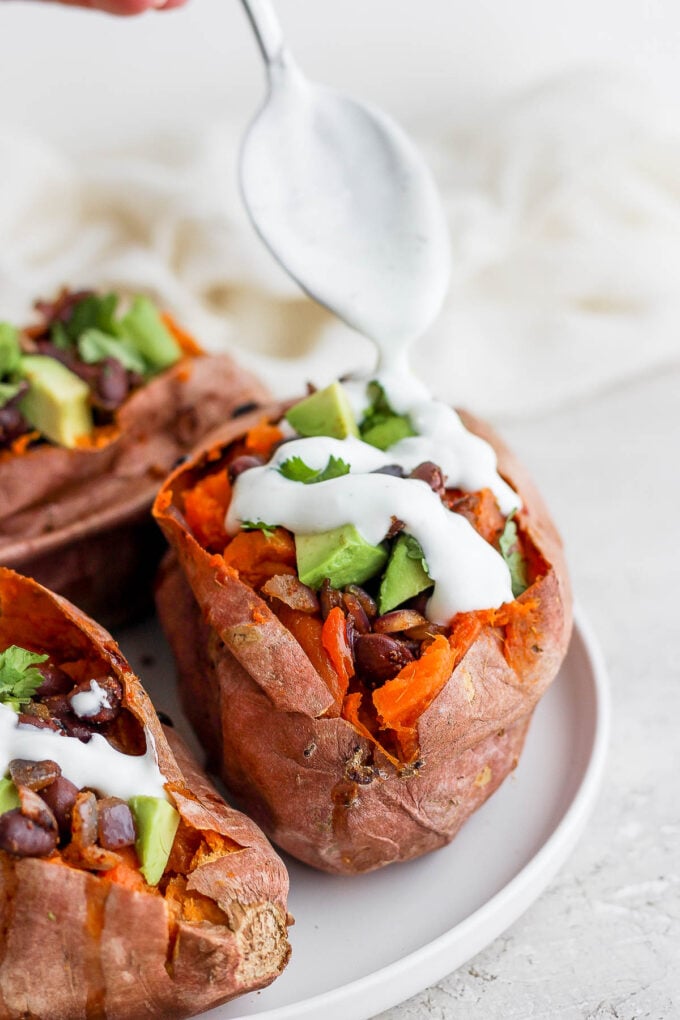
[1,70,678,420]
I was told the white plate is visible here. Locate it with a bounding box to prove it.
[117,605,609,1020]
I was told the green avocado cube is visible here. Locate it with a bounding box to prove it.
[378,534,432,614]
[285,381,359,439]
[19,355,93,448]
[128,795,180,887]
[119,296,181,372]
[296,524,387,590]
[0,778,20,816]
[360,414,415,451]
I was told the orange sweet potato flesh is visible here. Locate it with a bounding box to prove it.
[0,568,290,1020]
[153,402,572,875]
[0,354,269,628]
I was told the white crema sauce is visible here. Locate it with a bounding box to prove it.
[227,367,521,624]
[0,702,168,802]
[235,62,519,624]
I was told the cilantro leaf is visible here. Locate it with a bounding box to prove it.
[50,320,72,351]
[241,520,277,537]
[402,534,430,575]
[278,456,319,483]
[279,454,350,484]
[64,293,119,342]
[0,323,22,378]
[315,455,351,482]
[77,329,147,375]
[49,293,121,351]
[499,512,529,598]
[0,646,48,712]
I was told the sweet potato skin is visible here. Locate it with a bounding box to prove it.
[154,403,573,875]
[0,568,291,1020]
[0,355,270,627]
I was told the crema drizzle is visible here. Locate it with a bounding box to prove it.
[0,702,168,802]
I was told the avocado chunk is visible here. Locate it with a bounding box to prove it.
[19,355,93,448]
[360,414,415,451]
[296,523,387,589]
[119,296,182,372]
[0,778,20,816]
[378,534,432,614]
[128,795,180,886]
[285,381,359,439]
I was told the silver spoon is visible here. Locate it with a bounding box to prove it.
[239,0,451,355]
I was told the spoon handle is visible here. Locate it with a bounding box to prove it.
[240,0,287,67]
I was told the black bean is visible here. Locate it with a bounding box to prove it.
[68,676,123,726]
[97,798,136,850]
[40,776,80,840]
[41,694,91,740]
[342,592,371,634]
[16,712,60,732]
[371,464,405,478]
[93,357,129,410]
[17,786,58,833]
[409,461,446,495]
[8,759,61,792]
[344,585,377,620]
[228,455,265,483]
[386,516,405,539]
[157,711,174,727]
[319,579,344,620]
[374,609,428,633]
[0,810,57,858]
[0,399,30,447]
[354,633,415,687]
[230,401,261,419]
[35,662,73,698]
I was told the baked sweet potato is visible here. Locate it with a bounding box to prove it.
[0,567,290,1020]
[153,392,572,875]
[0,291,269,626]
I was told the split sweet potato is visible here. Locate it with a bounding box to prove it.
[153,402,572,875]
[0,295,270,627]
[0,567,290,1020]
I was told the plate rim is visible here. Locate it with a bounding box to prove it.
[223,604,611,1020]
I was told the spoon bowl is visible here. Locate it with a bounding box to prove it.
[239,0,451,351]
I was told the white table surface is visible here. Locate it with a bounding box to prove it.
[1,3,679,1016]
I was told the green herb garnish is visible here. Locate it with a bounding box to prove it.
[0,323,22,378]
[0,645,49,712]
[402,534,430,574]
[49,292,180,377]
[499,512,529,598]
[51,293,119,347]
[279,454,350,484]
[241,520,278,537]
[77,329,147,375]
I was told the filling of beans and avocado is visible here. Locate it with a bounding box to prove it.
[179,382,539,765]
[0,289,185,452]
[0,644,178,887]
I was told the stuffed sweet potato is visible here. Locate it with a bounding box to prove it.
[0,567,290,1020]
[0,290,269,626]
[153,377,572,874]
